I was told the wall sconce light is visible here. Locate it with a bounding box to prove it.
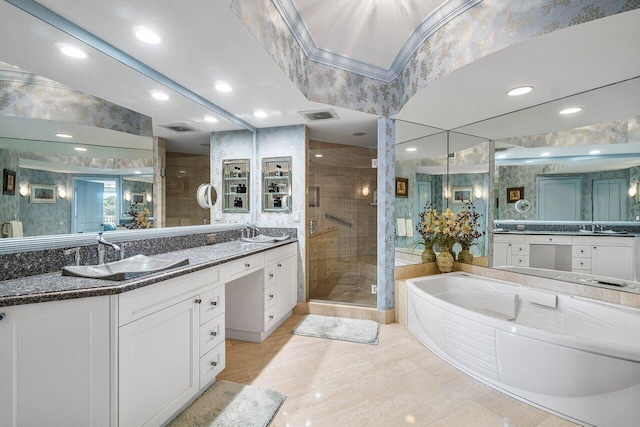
[124,190,132,202]
[146,192,152,202]
[362,185,370,197]
[58,186,67,199]
[629,183,637,198]
[474,187,483,199]
[19,186,29,197]
[443,188,450,199]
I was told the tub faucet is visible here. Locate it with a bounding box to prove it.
[97,232,121,264]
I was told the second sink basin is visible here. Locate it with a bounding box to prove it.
[62,254,189,281]
[241,234,289,243]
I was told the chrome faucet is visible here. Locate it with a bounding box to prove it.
[246,222,259,238]
[97,232,121,264]
[63,247,81,266]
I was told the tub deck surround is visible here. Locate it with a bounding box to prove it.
[406,272,640,426]
[0,238,297,307]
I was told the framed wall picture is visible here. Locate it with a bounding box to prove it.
[132,192,146,205]
[29,184,57,203]
[3,169,16,195]
[395,178,409,198]
[507,186,524,203]
[451,187,472,204]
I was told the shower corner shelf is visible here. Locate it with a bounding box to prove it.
[222,158,250,213]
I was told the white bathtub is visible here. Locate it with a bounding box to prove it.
[406,272,640,427]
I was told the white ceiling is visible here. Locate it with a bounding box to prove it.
[292,0,443,69]
[0,1,639,159]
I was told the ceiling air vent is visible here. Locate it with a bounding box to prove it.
[298,108,339,122]
[160,123,201,133]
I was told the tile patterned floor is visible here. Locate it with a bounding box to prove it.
[217,314,578,427]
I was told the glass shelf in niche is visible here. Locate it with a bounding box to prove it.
[262,156,291,213]
[222,158,249,213]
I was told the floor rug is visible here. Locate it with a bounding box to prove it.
[168,380,286,427]
[291,314,380,345]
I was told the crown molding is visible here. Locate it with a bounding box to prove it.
[272,0,484,83]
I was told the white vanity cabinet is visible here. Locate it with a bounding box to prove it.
[0,296,111,427]
[571,236,634,280]
[117,266,225,427]
[227,243,298,342]
[492,234,529,267]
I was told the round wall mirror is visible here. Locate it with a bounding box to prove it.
[197,183,217,209]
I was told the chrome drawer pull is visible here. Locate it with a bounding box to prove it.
[211,361,217,367]
[195,299,202,304]
[269,273,274,278]
[269,294,274,298]
[245,263,251,267]
[277,263,282,267]
[211,301,218,306]
[211,331,217,337]
[269,315,274,319]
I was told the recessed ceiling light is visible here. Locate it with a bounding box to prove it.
[215,82,233,92]
[133,26,161,44]
[314,154,323,158]
[151,91,169,101]
[73,147,87,152]
[134,171,141,174]
[253,110,268,118]
[589,150,601,155]
[540,152,551,157]
[204,116,218,123]
[496,154,507,159]
[559,107,583,115]
[406,147,417,152]
[352,132,367,136]
[55,133,73,138]
[59,45,87,59]
[507,86,534,96]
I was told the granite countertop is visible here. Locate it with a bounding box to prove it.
[494,230,638,237]
[0,239,297,307]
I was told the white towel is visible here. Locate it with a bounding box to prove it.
[405,219,414,237]
[8,220,23,238]
[396,218,407,236]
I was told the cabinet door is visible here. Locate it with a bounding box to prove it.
[592,245,633,280]
[276,255,297,319]
[0,296,111,427]
[492,242,510,267]
[119,297,199,427]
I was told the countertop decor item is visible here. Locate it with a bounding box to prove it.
[291,314,379,345]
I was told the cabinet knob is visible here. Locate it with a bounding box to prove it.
[211,331,217,337]
[508,243,512,247]
[269,273,274,278]
[0,313,4,321]
[269,294,274,298]
[211,301,218,306]
[580,262,584,266]
[195,299,202,304]
[593,246,597,249]
[269,315,274,319]
[580,249,584,253]
[245,263,251,268]
[211,361,218,367]
[277,263,282,267]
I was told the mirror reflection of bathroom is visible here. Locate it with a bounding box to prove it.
[306,125,378,307]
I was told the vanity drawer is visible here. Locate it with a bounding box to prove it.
[264,284,277,310]
[264,264,277,287]
[199,284,225,325]
[223,254,264,281]
[199,342,225,388]
[511,243,529,255]
[263,306,277,331]
[199,313,225,356]
[572,257,592,270]
[529,235,572,245]
[511,255,529,266]
[572,245,592,257]
[265,243,296,264]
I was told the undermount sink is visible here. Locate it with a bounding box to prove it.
[62,254,189,281]
[241,234,289,243]
[579,229,627,235]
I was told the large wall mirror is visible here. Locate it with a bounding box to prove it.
[392,9,640,292]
